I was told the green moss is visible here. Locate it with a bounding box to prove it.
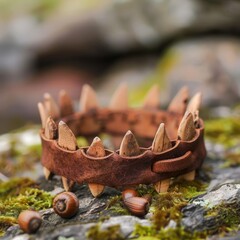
[131,180,207,239]
[206,203,240,233]
[223,151,240,167]
[86,224,124,240]
[133,224,204,240]
[0,216,17,236]
[0,178,53,236]
[106,195,130,216]
[205,118,240,147]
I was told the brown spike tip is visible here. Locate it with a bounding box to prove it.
[119,130,141,157]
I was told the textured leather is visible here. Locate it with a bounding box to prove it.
[40,108,206,187]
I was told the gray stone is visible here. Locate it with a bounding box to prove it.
[182,183,240,232]
[158,38,240,106]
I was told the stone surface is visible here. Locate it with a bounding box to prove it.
[158,38,240,106]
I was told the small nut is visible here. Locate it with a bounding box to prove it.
[53,192,79,218]
[124,197,149,217]
[122,189,138,201]
[18,210,42,233]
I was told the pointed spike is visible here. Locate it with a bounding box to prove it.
[43,116,57,180]
[38,102,48,128]
[178,111,196,141]
[177,112,196,181]
[155,179,171,193]
[62,177,75,191]
[87,137,105,197]
[152,123,172,193]
[179,171,195,181]
[119,130,141,157]
[193,110,200,128]
[79,84,98,112]
[58,121,77,191]
[87,137,105,157]
[142,85,160,109]
[152,123,172,153]
[59,90,74,117]
[44,93,60,119]
[168,86,189,115]
[187,92,202,114]
[58,121,78,151]
[43,167,52,180]
[45,116,58,140]
[109,83,128,110]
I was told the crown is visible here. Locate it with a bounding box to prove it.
[38,84,206,197]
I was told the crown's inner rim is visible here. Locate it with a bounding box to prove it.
[58,108,183,145]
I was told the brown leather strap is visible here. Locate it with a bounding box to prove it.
[40,108,206,187]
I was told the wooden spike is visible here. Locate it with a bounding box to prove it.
[58,121,77,151]
[178,111,196,141]
[59,90,74,117]
[187,92,202,114]
[119,130,141,157]
[87,137,105,197]
[80,84,98,112]
[168,86,189,115]
[178,112,196,181]
[152,123,172,193]
[109,83,128,110]
[45,117,57,140]
[155,180,171,193]
[58,121,77,191]
[109,83,128,149]
[142,85,160,109]
[38,102,48,128]
[152,123,172,153]
[43,116,57,180]
[193,110,200,128]
[43,167,52,180]
[62,177,75,191]
[44,93,60,119]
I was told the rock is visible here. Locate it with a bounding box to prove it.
[100,216,150,238]
[158,38,240,106]
[182,183,240,232]
[35,0,240,57]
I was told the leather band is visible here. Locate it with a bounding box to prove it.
[40,108,206,187]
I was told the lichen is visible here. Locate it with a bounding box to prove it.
[0,178,53,236]
[86,224,124,240]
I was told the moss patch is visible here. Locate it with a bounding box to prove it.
[132,180,207,239]
[86,224,124,240]
[205,118,240,147]
[206,203,240,234]
[0,178,52,236]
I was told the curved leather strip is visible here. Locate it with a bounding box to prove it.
[152,151,192,173]
[62,108,182,140]
[40,117,206,186]
[152,126,206,173]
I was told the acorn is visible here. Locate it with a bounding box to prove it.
[18,210,42,234]
[122,189,138,201]
[124,197,149,217]
[53,192,79,218]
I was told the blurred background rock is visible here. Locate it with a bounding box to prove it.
[1,0,240,133]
